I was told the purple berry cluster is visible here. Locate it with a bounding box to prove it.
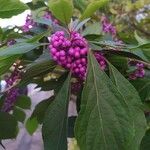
[43,11,59,24]
[129,62,145,80]
[48,31,88,80]
[94,52,107,70]
[1,63,22,112]
[101,16,116,37]
[22,14,36,32]
[101,16,123,44]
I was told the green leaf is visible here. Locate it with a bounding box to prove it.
[129,43,150,50]
[27,31,49,43]
[80,0,109,20]
[26,1,46,10]
[91,45,147,62]
[15,95,31,109]
[73,18,90,31]
[102,49,146,61]
[82,22,102,36]
[143,49,150,61]
[42,73,71,150]
[73,0,86,12]
[0,0,28,18]
[0,42,42,57]
[134,31,149,45]
[34,73,69,93]
[140,129,150,150]
[34,18,53,26]
[107,55,128,73]
[109,63,147,149]
[31,96,54,124]
[130,78,150,102]
[26,118,38,135]
[21,58,56,85]
[75,52,146,150]
[0,112,18,139]
[0,55,19,76]
[48,0,73,24]
[13,107,26,123]
[68,117,76,138]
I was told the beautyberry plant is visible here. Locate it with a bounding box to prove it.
[0,0,149,150]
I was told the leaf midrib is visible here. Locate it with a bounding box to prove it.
[90,53,107,148]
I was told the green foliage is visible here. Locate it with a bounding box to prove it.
[26,118,38,135]
[0,112,18,139]
[82,22,102,36]
[75,52,146,150]
[15,95,31,109]
[42,73,71,150]
[21,56,56,85]
[73,0,86,12]
[31,96,54,124]
[48,0,73,24]
[13,107,26,123]
[80,0,109,20]
[131,78,150,102]
[109,63,147,149]
[34,73,69,93]
[140,129,150,150]
[0,55,19,76]
[0,42,42,57]
[0,0,149,149]
[0,0,28,18]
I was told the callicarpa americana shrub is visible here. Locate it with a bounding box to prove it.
[0,0,150,150]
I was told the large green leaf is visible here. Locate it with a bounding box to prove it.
[80,0,109,20]
[42,73,71,150]
[109,63,147,149]
[0,42,42,57]
[75,52,146,150]
[0,112,18,139]
[48,0,73,24]
[0,0,28,18]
